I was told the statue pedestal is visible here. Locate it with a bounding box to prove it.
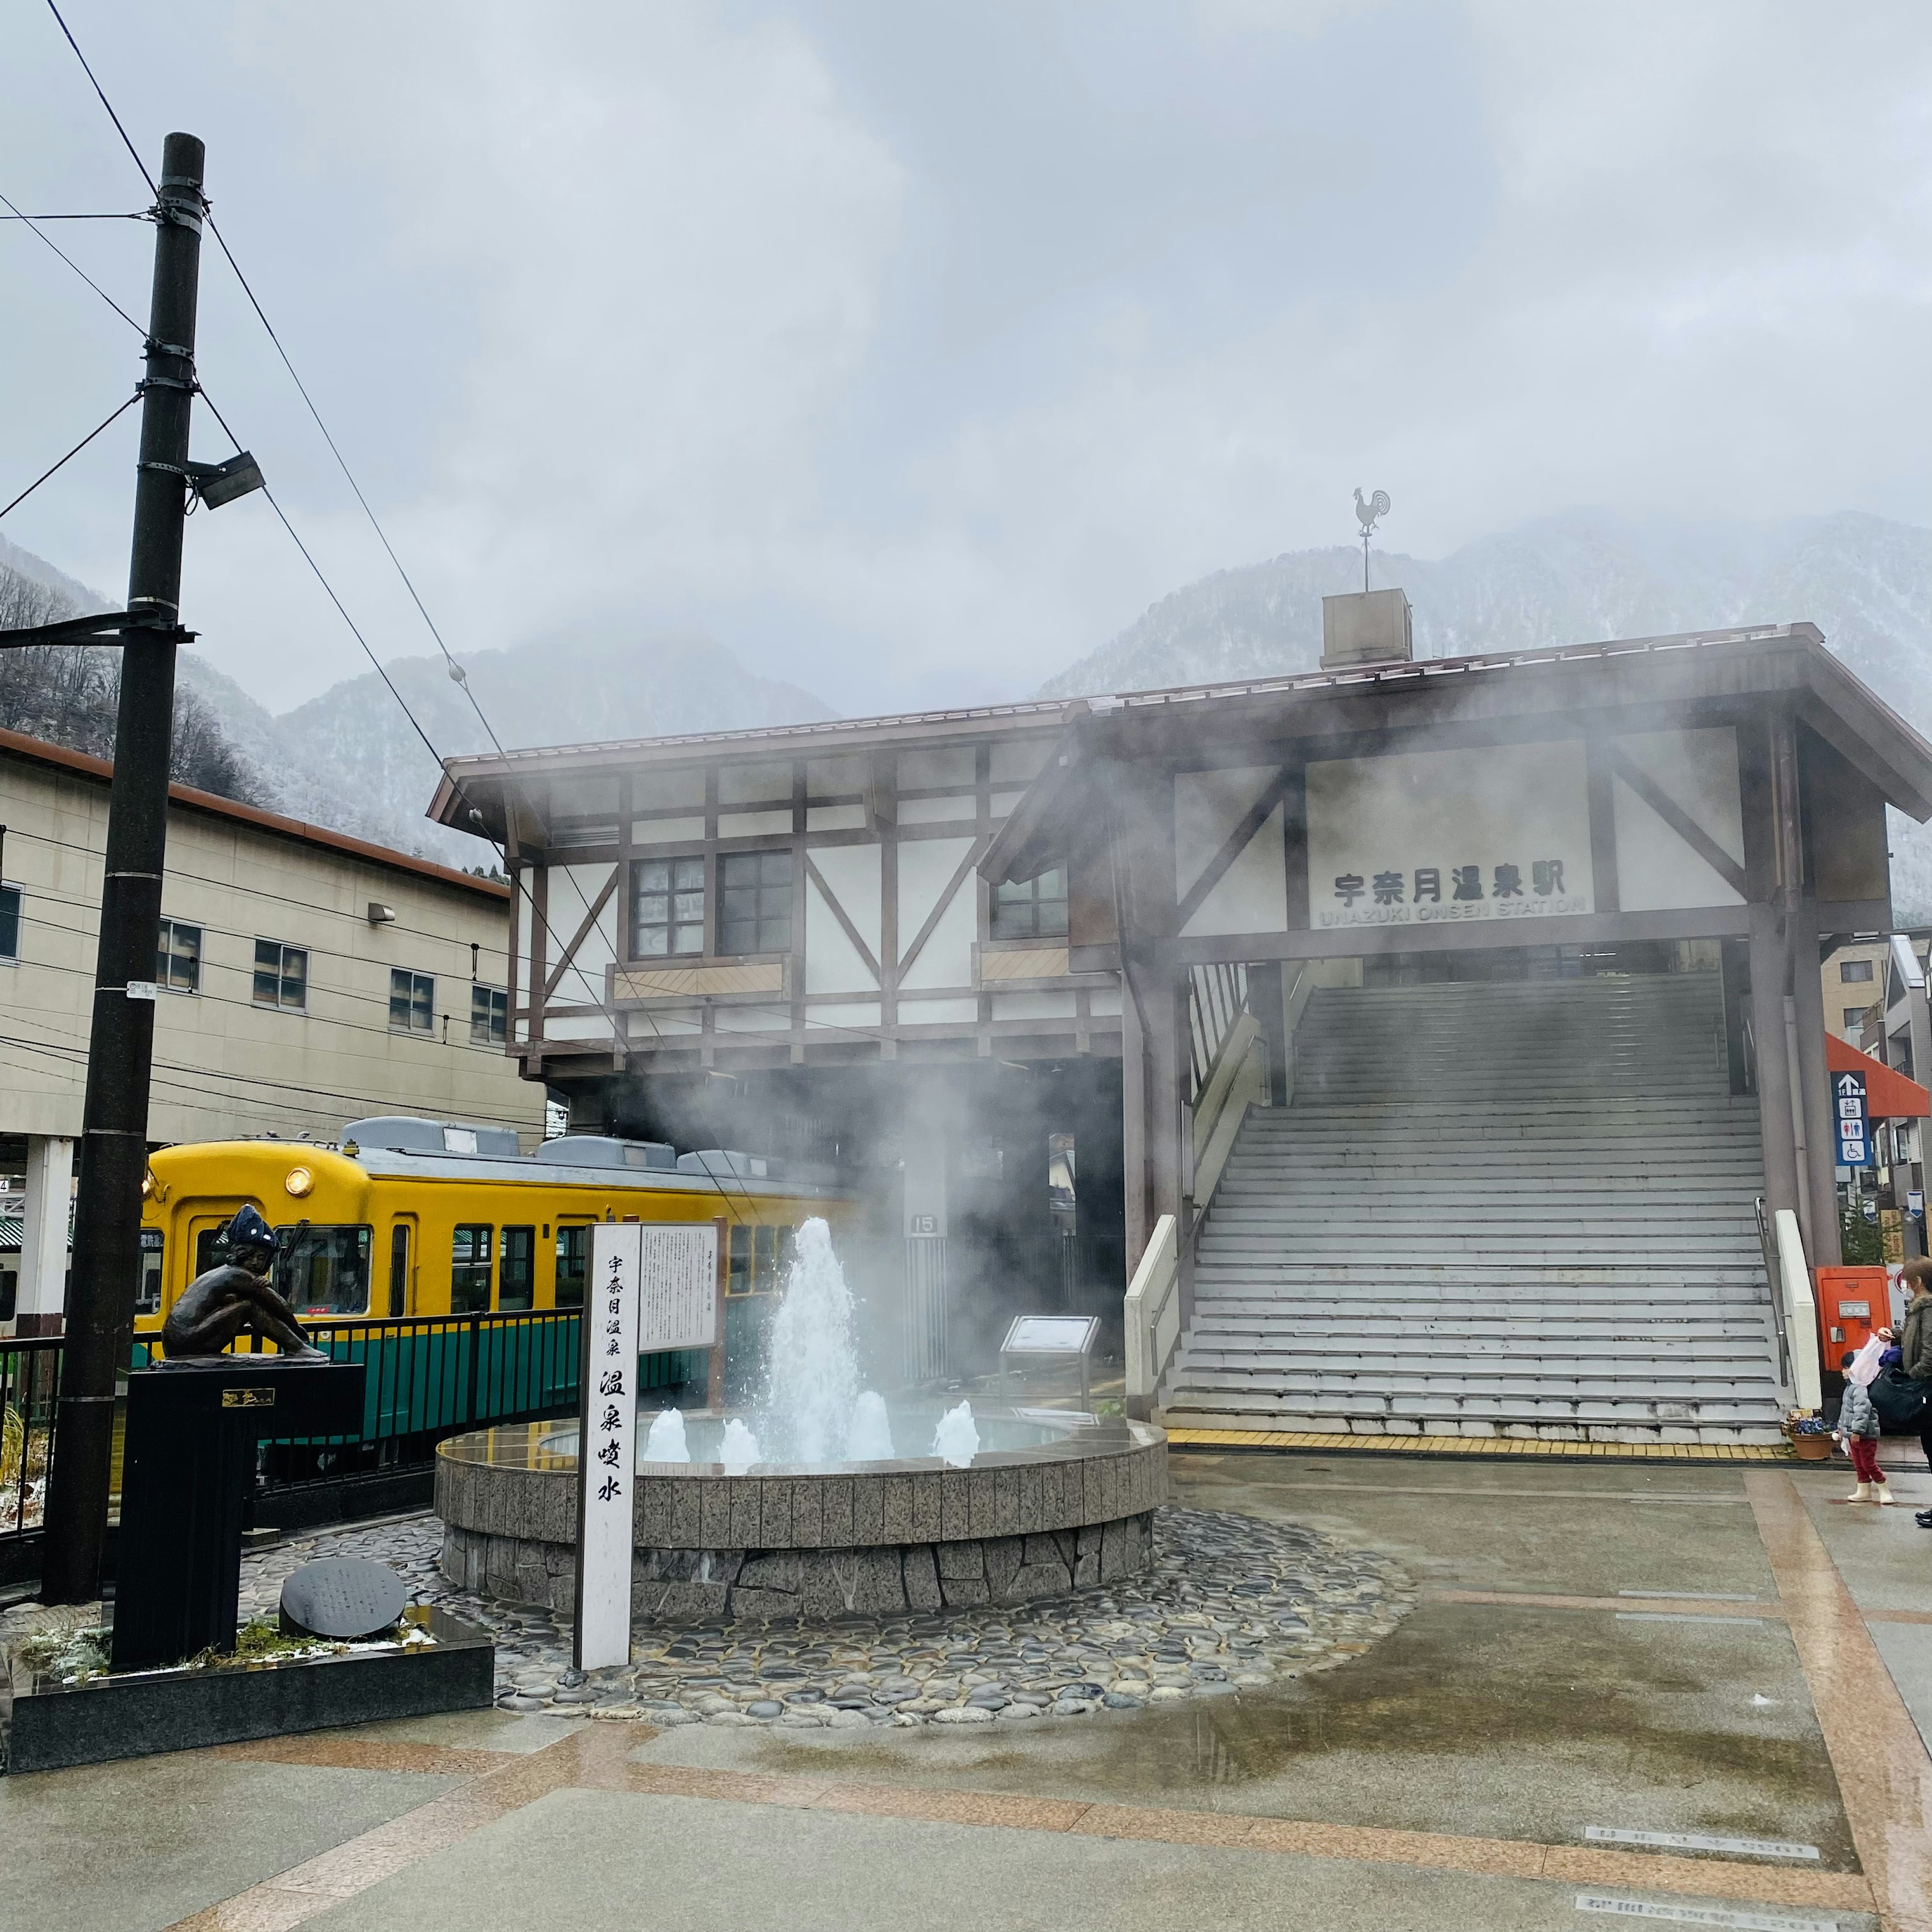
[111,1358,365,1672]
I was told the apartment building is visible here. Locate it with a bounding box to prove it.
[0,725,545,1332]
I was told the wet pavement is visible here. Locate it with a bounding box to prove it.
[1,1447,1925,1932]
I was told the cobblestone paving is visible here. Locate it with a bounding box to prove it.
[240,1507,1414,1726]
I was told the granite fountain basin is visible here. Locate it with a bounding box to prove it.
[434,1404,1167,1623]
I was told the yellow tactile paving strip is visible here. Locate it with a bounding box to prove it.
[1165,1426,1791,1461]
[174,1723,1878,1928]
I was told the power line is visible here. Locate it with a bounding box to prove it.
[0,391,140,523]
[0,211,144,222]
[0,191,144,333]
[41,1,156,197]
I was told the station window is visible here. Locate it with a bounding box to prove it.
[499,1226,535,1311]
[389,968,435,1032]
[718,851,792,956]
[0,883,19,961]
[451,1224,493,1313]
[274,1224,371,1317]
[253,939,307,1011]
[470,984,508,1045]
[990,866,1068,941]
[555,1224,590,1308]
[156,917,202,993]
[1840,959,1875,983]
[631,856,705,957]
[136,1229,165,1314]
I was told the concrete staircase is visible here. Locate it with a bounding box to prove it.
[1161,973,1788,1446]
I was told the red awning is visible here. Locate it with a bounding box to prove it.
[1825,1035,1930,1118]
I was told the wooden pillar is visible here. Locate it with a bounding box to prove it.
[1749,902,1803,1242]
[1792,902,1843,1267]
[1120,976,1149,1272]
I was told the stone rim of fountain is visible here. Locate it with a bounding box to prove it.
[435,1406,1168,1622]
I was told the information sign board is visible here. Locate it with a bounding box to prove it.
[1834,1070,1870,1169]
[637,1223,719,1352]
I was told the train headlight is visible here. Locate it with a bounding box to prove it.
[284,1166,314,1198]
[140,1169,155,1199]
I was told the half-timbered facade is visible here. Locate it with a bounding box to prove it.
[436,618,1932,1435]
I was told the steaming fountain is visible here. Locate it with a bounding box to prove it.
[435,1218,1166,1621]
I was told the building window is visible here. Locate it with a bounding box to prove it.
[0,883,19,961]
[718,851,792,956]
[156,917,201,993]
[253,939,307,1010]
[1845,1007,1871,1031]
[990,866,1068,941]
[470,984,508,1044]
[1840,959,1874,983]
[631,856,705,957]
[389,968,435,1031]
[451,1223,493,1313]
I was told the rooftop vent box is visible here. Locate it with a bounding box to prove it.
[1321,587,1413,671]
[533,1136,676,1171]
[341,1115,519,1157]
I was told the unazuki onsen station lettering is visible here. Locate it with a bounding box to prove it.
[434,616,1932,1446]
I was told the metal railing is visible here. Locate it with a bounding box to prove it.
[0,1338,61,1546]
[253,1308,587,1491]
[1188,961,1249,1101]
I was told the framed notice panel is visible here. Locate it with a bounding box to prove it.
[1305,742,1594,933]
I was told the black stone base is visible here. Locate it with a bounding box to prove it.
[2,1606,493,1776]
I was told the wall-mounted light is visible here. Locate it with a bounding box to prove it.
[367,902,396,926]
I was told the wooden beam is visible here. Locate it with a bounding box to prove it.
[897,835,988,979]
[542,867,618,1000]
[803,854,883,984]
[1174,767,1292,934]
[1603,744,1748,899]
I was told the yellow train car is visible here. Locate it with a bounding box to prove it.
[134,1116,851,1460]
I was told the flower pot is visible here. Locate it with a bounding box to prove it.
[1790,1434,1832,1461]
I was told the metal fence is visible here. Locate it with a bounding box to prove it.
[0,1339,61,1547]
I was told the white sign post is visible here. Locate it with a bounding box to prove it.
[574,1224,641,1671]
[573,1222,722,1672]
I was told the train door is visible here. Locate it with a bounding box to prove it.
[387,1216,416,1318]
[554,1217,594,1309]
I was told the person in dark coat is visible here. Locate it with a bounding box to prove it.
[1895,1259,1932,1524]
[160,1204,326,1360]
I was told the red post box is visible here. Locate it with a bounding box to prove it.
[1814,1266,1889,1362]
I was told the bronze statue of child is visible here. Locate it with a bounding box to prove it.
[160,1204,328,1361]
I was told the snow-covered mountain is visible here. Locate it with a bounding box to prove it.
[0,536,831,867]
[182,629,833,866]
[1041,510,1932,920]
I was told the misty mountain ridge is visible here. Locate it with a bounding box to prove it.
[1041,508,1932,921]
[0,537,831,868]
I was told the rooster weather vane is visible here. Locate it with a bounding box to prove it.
[1353,487,1391,592]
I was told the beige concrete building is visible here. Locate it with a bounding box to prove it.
[0,725,544,1332]
[1824,936,1886,1045]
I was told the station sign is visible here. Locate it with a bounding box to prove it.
[1834,1070,1870,1169]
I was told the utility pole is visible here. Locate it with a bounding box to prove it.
[40,133,206,1604]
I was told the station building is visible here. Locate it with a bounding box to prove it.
[435,603,1932,1446]
[0,726,543,1334]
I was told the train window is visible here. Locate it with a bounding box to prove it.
[195,1227,227,1275]
[727,1224,752,1296]
[451,1224,493,1314]
[136,1229,165,1314]
[556,1225,589,1308]
[273,1224,372,1317]
[499,1227,536,1311]
[754,1225,777,1292]
[388,1225,410,1318]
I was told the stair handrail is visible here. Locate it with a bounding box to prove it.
[1123,1213,1180,1419]
[1772,1206,1822,1411]
[1753,1195,1791,1392]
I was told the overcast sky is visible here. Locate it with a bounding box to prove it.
[3,1,1927,720]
